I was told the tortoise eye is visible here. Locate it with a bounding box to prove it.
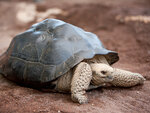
[101,71,107,74]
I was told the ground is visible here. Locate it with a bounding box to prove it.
[0,0,150,113]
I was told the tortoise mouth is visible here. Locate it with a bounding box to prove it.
[105,75,113,82]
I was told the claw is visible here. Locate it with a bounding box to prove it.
[79,98,88,104]
[136,73,146,84]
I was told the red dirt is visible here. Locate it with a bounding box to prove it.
[0,0,150,113]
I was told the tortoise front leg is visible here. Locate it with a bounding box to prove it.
[71,62,92,104]
[110,68,146,87]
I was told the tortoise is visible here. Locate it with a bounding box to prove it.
[0,19,145,104]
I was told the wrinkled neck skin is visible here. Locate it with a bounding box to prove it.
[91,72,106,85]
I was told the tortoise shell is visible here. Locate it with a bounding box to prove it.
[1,19,119,87]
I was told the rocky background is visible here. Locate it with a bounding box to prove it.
[0,0,150,113]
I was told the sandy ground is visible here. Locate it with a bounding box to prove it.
[0,0,150,113]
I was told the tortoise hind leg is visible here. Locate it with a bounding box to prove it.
[71,62,92,104]
[52,70,72,93]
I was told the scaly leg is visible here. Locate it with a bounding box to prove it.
[71,62,92,104]
[110,68,145,87]
[54,70,72,93]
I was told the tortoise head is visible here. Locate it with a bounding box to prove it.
[90,63,114,85]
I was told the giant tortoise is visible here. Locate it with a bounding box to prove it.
[0,19,145,104]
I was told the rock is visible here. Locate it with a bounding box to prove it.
[16,3,36,25]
